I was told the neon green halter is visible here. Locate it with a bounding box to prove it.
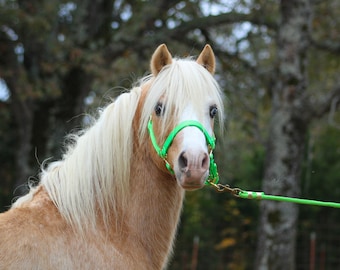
[147,116,219,184]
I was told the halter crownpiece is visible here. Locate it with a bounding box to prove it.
[147,116,220,185]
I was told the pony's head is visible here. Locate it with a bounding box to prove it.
[139,44,224,190]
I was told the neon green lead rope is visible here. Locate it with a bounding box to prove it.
[237,190,340,208]
[208,181,340,209]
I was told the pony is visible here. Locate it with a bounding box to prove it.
[0,44,224,269]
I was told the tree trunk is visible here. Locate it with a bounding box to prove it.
[255,1,311,269]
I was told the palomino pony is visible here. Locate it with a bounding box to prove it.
[0,44,224,269]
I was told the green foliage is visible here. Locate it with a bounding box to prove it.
[299,123,340,269]
[301,121,340,205]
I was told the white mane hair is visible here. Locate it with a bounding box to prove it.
[13,57,224,232]
[40,87,142,231]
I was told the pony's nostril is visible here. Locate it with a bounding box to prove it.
[178,151,210,172]
[201,153,209,170]
[178,151,188,170]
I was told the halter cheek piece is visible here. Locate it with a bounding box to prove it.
[147,116,219,185]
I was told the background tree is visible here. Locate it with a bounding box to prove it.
[255,1,311,268]
[1,0,340,269]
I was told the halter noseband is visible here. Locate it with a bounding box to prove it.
[147,116,219,185]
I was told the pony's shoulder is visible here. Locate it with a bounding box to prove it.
[0,191,122,269]
[0,186,71,267]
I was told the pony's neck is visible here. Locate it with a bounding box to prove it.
[123,139,184,268]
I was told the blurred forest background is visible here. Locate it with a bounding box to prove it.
[1,0,340,269]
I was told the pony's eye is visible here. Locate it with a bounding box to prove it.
[209,105,218,118]
[155,102,164,116]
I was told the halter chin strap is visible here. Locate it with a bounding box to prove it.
[147,116,219,184]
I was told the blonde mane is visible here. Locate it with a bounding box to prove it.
[13,56,224,232]
[40,87,142,231]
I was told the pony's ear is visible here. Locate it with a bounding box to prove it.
[151,44,173,76]
[197,44,215,74]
